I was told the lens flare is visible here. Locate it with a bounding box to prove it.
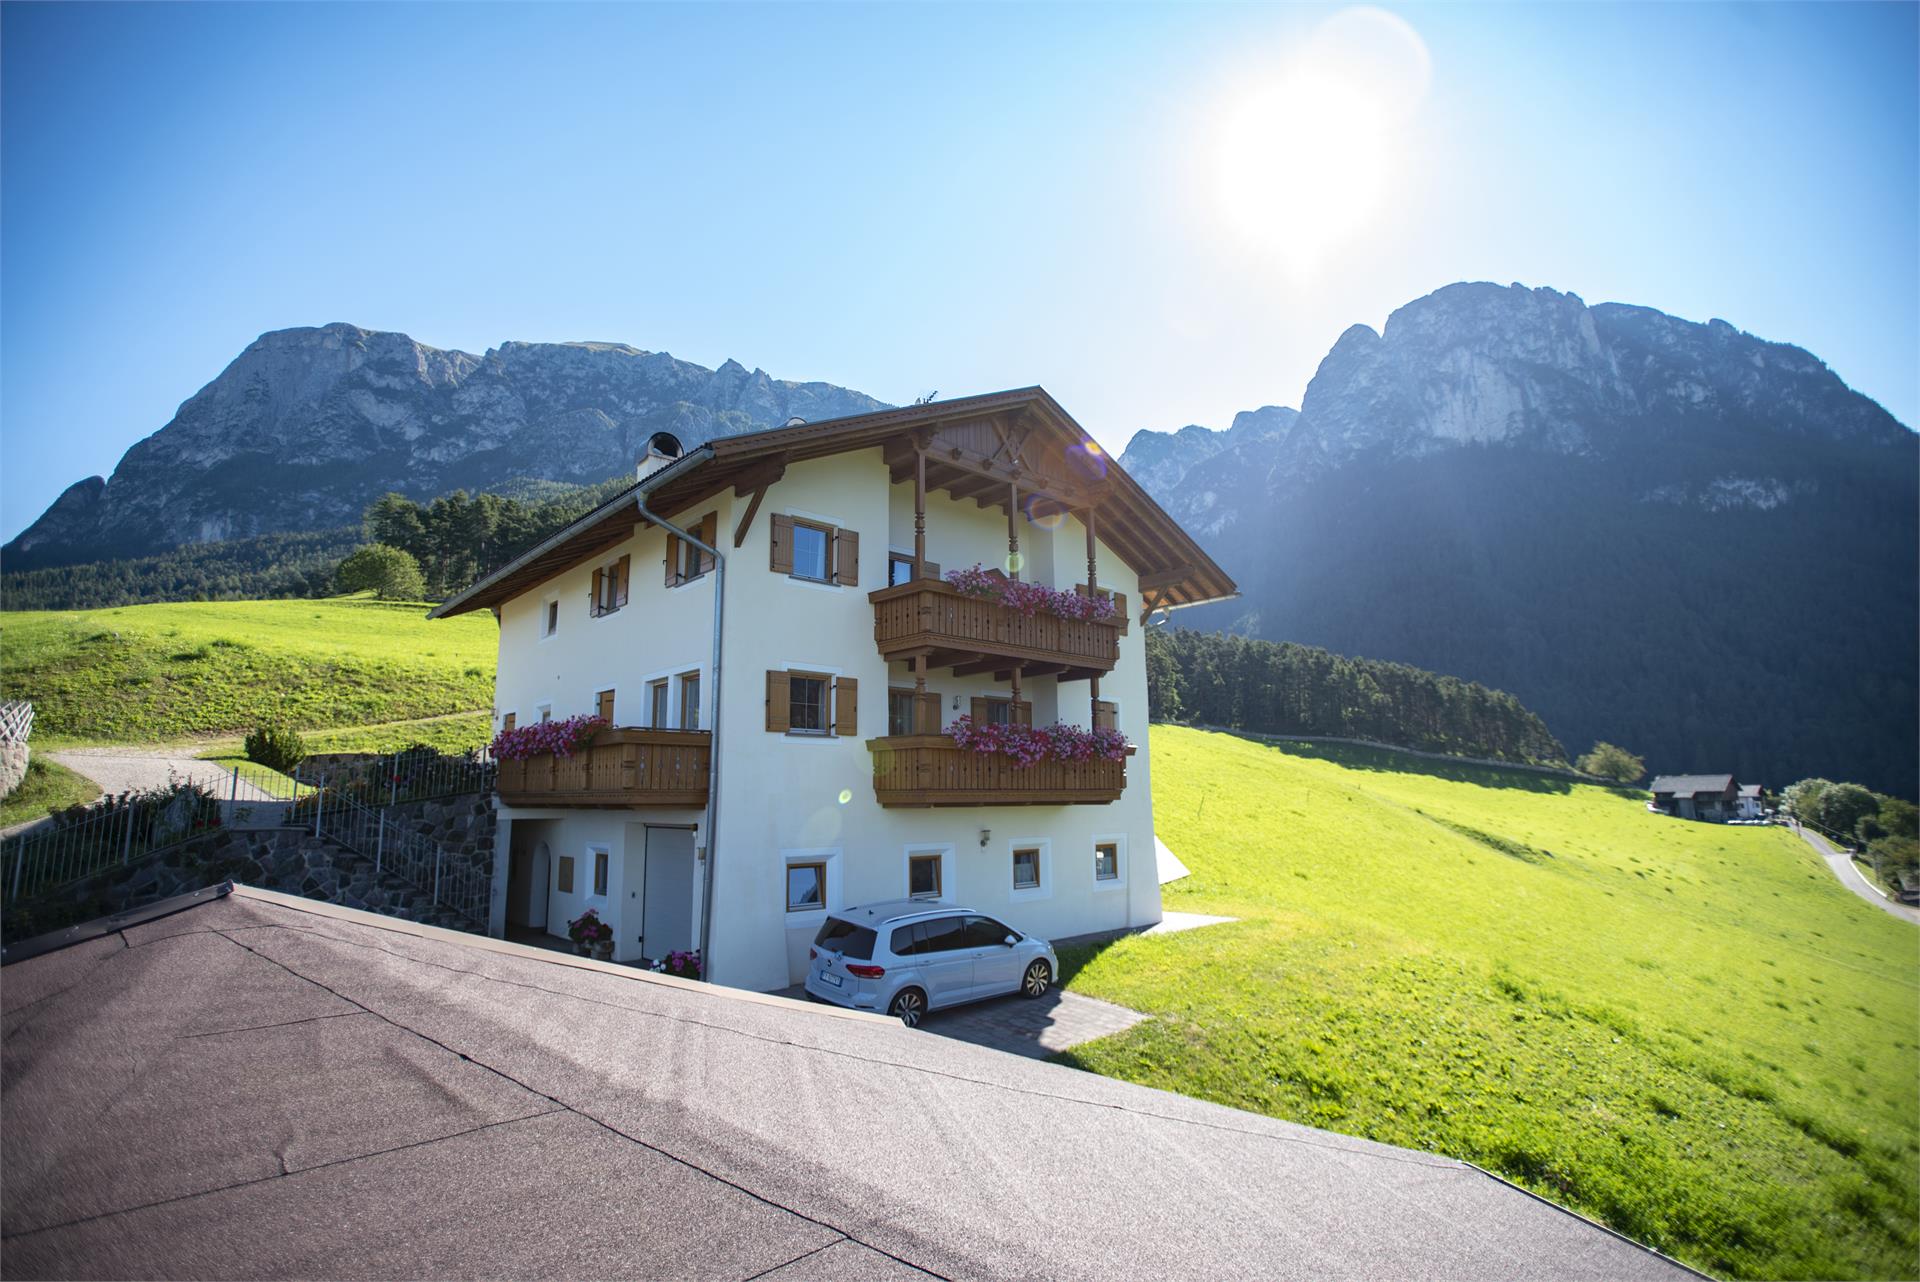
[837,788,852,806]
[1065,442,1109,483]
[1003,550,1025,576]
[1024,493,1067,531]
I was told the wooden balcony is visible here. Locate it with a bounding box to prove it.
[870,580,1120,679]
[497,728,710,809]
[865,734,1132,807]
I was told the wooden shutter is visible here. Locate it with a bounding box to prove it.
[1011,700,1033,726]
[1111,590,1129,634]
[765,670,791,733]
[1093,700,1117,731]
[591,567,604,616]
[970,696,989,722]
[698,514,717,575]
[834,528,859,586]
[916,691,941,734]
[770,514,795,574]
[665,533,683,587]
[597,689,615,722]
[833,676,858,736]
[502,713,516,733]
[616,554,631,606]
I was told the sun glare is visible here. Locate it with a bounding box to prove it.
[1210,7,1431,272]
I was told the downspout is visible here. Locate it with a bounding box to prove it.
[635,471,725,985]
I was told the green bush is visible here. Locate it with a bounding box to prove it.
[244,725,308,774]
[333,543,427,601]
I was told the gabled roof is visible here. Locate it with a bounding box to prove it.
[430,388,1237,619]
[1738,784,1763,799]
[1649,774,1737,797]
[1,885,1697,1281]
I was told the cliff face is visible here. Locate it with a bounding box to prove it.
[1120,282,1917,796]
[5,324,887,568]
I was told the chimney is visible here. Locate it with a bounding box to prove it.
[636,431,684,483]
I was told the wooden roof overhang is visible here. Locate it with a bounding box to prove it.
[430,388,1238,621]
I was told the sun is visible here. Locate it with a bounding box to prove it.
[1209,7,1432,272]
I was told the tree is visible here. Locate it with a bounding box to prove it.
[1805,782,1878,843]
[1577,741,1645,785]
[334,544,427,601]
[1779,778,1832,823]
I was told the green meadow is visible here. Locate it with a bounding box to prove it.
[1063,726,1919,1281]
[1,597,497,745]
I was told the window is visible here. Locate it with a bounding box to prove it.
[591,555,631,617]
[790,676,827,733]
[909,852,941,899]
[1094,841,1119,881]
[596,689,615,723]
[962,915,1013,948]
[592,849,609,897]
[888,689,916,736]
[1013,846,1041,890]
[914,916,967,954]
[666,514,718,588]
[888,553,915,587]
[813,918,875,960]
[889,925,919,956]
[501,713,516,733]
[770,514,858,586]
[787,862,825,912]
[537,704,552,724]
[649,680,670,729]
[543,599,559,638]
[792,522,830,581]
[556,855,575,894]
[983,698,1012,727]
[766,670,855,736]
[679,672,701,730]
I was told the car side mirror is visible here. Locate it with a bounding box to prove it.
[1004,933,1019,947]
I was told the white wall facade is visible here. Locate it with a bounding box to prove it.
[486,447,1161,992]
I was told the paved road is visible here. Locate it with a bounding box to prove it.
[46,748,278,803]
[1794,823,1919,924]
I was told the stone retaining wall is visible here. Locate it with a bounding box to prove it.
[0,742,27,800]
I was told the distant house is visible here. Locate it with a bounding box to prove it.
[1649,774,1740,822]
[1736,784,1766,820]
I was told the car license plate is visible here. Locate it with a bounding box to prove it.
[821,971,843,988]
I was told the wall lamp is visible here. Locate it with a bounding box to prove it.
[979,829,991,848]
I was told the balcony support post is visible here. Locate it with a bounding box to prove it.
[913,654,932,734]
[1085,507,1098,597]
[913,447,928,578]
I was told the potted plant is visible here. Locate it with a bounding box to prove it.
[651,949,703,980]
[567,908,612,958]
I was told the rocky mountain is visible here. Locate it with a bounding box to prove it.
[1123,282,1918,796]
[5,324,888,569]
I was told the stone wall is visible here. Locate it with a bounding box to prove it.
[0,742,27,799]
[385,792,496,878]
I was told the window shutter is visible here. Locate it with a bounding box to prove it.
[1111,590,1129,634]
[616,554,631,606]
[502,713,516,733]
[765,670,791,733]
[834,528,859,586]
[665,533,683,587]
[970,697,989,722]
[1012,700,1032,726]
[1093,700,1117,731]
[833,676,858,736]
[770,514,794,574]
[597,690,616,722]
[698,514,717,575]
[591,567,605,616]
[916,691,941,734]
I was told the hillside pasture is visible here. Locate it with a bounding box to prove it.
[1,597,496,745]
[1061,726,1919,1281]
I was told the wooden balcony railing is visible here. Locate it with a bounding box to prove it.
[496,728,710,808]
[870,580,1120,676]
[865,734,1132,807]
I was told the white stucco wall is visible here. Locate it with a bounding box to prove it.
[486,448,1161,992]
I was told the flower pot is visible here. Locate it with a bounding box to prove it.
[574,941,591,956]
[590,939,614,961]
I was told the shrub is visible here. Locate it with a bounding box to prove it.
[245,725,308,774]
[1577,741,1645,785]
[334,543,427,601]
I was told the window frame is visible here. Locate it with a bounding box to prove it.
[789,518,835,584]
[678,671,702,731]
[888,687,917,737]
[782,848,840,925]
[1093,835,1125,887]
[888,552,916,587]
[541,595,561,640]
[1012,847,1041,890]
[590,845,610,899]
[907,848,947,901]
[1009,838,1052,901]
[648,679,670,730]
[786,861,826,913]
[787,671,830,736]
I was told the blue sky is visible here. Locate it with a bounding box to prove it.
[3,2,1915,543]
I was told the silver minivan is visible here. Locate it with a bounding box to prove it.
[803,900,1058,1027]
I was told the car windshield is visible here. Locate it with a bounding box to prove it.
[814,917,876,961]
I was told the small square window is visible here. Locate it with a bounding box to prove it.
[544,600,560,637]
[909,853,941,899]
[790,676,828,733]
[1094,842,1119,881]
[593,849,609,897]
[792,523,830,582]
[787,862,825,912]
[1013,847,1041,890]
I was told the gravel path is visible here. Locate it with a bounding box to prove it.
[45,749,281,803]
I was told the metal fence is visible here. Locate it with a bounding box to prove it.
[308,789,490,926]
[297,750,496,810]
[3,794,212,904]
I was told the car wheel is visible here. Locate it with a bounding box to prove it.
[1021,959,1052,999]
[889,988,927,1028]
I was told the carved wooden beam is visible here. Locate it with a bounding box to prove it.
[1139,589,1168,627]
[730,455,788,497]
[732,485,768,548]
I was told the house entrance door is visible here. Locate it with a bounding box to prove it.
[641,827,696,962]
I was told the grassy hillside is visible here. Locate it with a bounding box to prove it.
[1,597,496,744]
[1063,726,1918,1281]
